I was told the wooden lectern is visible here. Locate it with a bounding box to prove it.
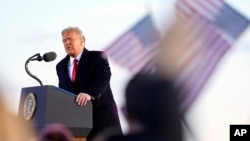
[18,85,92,141]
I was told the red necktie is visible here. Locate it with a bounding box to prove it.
[72,59,78,82]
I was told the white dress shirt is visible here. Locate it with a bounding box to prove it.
[68,51,82,80]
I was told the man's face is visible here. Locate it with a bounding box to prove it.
[62,31,84,58]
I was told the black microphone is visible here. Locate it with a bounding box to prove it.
[43,51,57,62]
[25,51,57,86]
[30,51,57,62]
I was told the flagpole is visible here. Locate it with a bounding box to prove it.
[180,116,197,141]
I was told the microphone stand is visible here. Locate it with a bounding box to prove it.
[25,53,43,86]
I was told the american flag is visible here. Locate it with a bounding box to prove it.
[175,0,250,114]
[104,15,160,74]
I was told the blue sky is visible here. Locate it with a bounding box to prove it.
[0,0,250,141]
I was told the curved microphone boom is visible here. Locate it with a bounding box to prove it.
[25,51,57,86]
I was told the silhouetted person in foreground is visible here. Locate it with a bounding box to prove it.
[104,73,182,141]
[37,123,73,141]
[0,93,34,141]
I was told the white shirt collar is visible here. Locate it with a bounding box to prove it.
[69,51,82,65]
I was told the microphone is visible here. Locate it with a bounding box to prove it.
[30,51,57,62]
[25,51,57,86]
[43,51,57,62]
